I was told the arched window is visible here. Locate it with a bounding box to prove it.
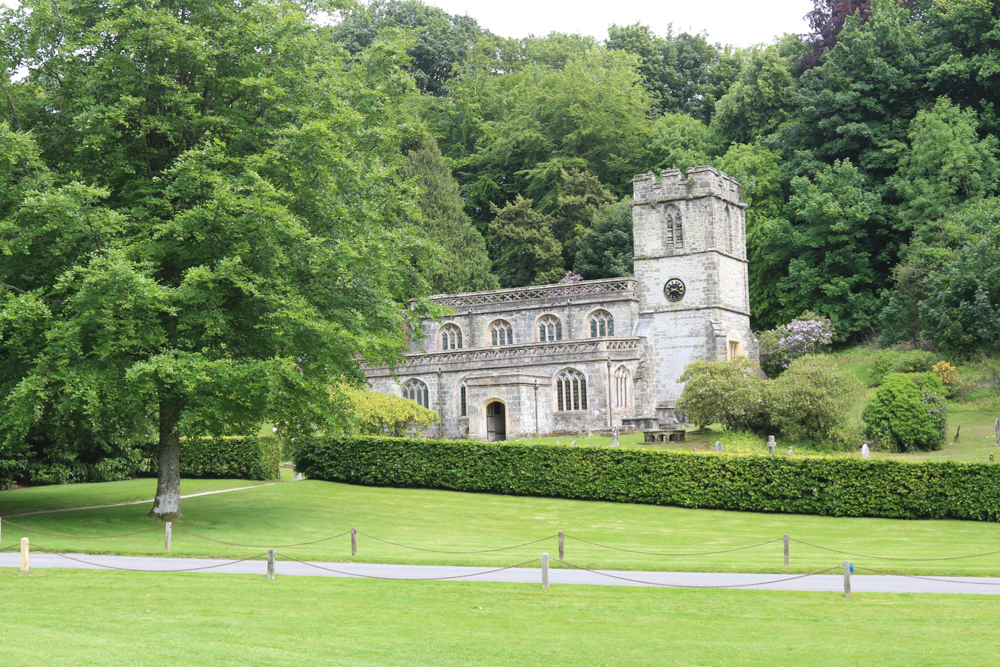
[614,366,630,408]
[458,380,468,417]
[440,323,463,351]
[556,369,587,412]
[490,319,514,346]
[664,204,683,249]
[589,310,615,338]
[402,379,430,409]
[538,315,563,342]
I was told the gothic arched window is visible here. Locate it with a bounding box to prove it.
[556,369,587,412]
[440,323,463,350]
[402,379,430,409]
[664,204,683,249]
[538,315,563,342]
[490,319,514,346]
[589,310,615,338]
[614,366,631,408]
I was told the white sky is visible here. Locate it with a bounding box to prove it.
[407,0,813,47]
[0,0,813,47]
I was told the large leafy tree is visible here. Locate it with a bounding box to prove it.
[0,0,428,518]
[894,96,999,233]
[605,23,740,122]
[767,160,888,339]
[712,45,797,145]
[331,0,487,95]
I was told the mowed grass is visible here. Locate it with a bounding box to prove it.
[0,477,277,516]
[0,568,997,666]
[2,479,999,577]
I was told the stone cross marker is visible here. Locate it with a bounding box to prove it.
[767,436,776,456]
[610,426,620,448]
[861,443,870,459]
[715,441,722,453]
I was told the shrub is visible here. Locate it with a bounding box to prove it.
[891,350,936,374]
[677,358,765,430]
[757,312,835,377]
[143,436,280,480]
[932,361,959,397]
[766,355,864,445]
[862,373,948,452]
[337,385,440,436]
[870,349,900,386]
[293,435,1000,521]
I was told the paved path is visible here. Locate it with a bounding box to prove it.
[3,553,999,594]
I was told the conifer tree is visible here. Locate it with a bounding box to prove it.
[401,139,499,294]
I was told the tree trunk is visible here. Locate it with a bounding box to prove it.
[148,401,182,521]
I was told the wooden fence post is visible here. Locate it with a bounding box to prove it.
[20,537,28,573]
[843,561,851,599]
[558,531,564,561]
[784,534,789,567]
[541,553,549,590]
[351,528,357,557]
[267,549,275,580]
[164,521,172,552]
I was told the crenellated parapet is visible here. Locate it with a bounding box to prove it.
[632,165,743,206]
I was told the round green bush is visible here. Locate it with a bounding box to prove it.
[677,358,766,430]
[766,355,864,445]
[861,373,947,452]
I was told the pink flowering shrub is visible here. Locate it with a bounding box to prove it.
[549,271,584,296]
[758,312,835,377]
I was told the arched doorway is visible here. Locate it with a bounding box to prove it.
[486,401,507,442]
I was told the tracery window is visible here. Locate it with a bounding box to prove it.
[664,204,683,249]
[490,320,514,346]
[440,323,463,351]
[556,369,587,412]
[402,379,430,409]
[538,315,563,342]
[589,310,615,338]
[614,366,631,409]
[459,381,467,417]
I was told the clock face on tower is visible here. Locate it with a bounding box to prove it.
[664,278,685,302]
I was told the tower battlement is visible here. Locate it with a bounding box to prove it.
[633,165,742,205]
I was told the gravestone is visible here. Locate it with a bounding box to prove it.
[570,440,577,446]
[714,440,722,453]
[861,443,870,459]
[786,445,793,456]
[610,426,620,448]
[767,436,776,456]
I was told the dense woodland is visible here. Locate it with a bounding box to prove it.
[1,0,999,490]
[341,0,1000,353]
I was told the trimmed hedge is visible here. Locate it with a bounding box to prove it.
[145,436,281,481]
[293,436,1000,521]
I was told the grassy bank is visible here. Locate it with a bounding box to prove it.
[2,479,999,576]
[0,569,997,666]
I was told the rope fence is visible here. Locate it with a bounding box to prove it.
[1,517,998,576]
[4,537,1000,594]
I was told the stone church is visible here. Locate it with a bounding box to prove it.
[365,166,757,440]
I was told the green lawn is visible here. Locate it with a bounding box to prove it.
[0,569,997,666]
[0,477,277,516]
[2,478,999,577]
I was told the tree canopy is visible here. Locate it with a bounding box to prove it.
[0,0,431,515]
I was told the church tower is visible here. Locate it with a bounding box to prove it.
[631,166,757,421]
